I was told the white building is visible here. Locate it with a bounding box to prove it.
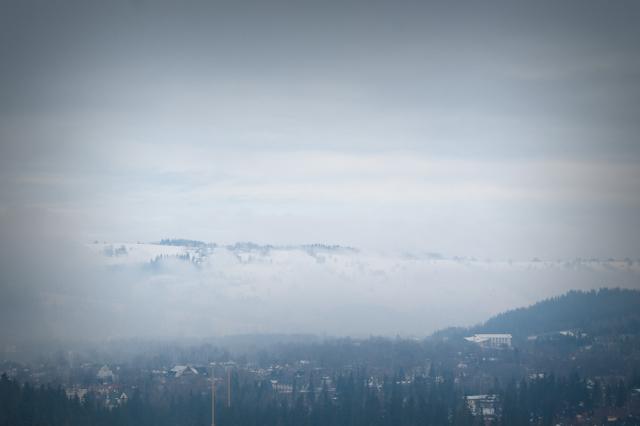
[464,333,512,348]
[96,365,115,382]
[465,394,500,418]
[170,365,199,378]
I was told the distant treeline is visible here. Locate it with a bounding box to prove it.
[158,239,208,247]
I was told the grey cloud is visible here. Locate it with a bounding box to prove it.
[2,0,639,157]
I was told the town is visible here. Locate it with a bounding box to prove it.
[3,292,640,426]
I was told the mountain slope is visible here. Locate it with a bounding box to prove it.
[473,288,640,337]
[432,288,640,340]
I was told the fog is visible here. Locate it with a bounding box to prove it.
[1,0,640,349]
[1,211,639,347]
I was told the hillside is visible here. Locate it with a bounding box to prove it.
[435,288,640,339]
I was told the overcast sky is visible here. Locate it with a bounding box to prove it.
[2,0,640,344]
[1,0,640,260]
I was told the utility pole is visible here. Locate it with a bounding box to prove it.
[211,364,216,426]
[227,367,231,408]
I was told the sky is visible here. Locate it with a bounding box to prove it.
[1,0,640,343]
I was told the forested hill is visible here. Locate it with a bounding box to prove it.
[436,288,640,339]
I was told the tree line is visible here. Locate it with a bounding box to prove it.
[2,369,639,426]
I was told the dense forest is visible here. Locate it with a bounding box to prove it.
[2,370,640,426]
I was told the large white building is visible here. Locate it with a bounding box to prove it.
[464,333,512,348]
[465,394,500,418]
